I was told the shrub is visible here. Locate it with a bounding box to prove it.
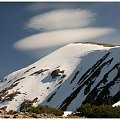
[20,99,33,112]
[76,104,120,118]
[26,105,63,116]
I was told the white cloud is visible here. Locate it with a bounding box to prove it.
[26,9,96,31]
[14,28,115,50]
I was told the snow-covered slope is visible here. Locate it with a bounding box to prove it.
[0,42,120,111]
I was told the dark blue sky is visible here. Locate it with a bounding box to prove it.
[1,2,120,78]
[0,3,37,77]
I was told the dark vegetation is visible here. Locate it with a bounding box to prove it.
[0,89,8,101]
[0,80,20,101]
[83,63,120,105]
[61,74,66,78]
[47,92,56,102]
[0,105,63,118]
[59,51,120,110]
[70,71,79,84]
[58,80,63,84]
[13,77,26,84]
[1,91,21,102]
[24,67,36,74]
[47,85,61,103]
[76,104,120,118]
[83,58,113,95]
[20,99,63,116]
[20,98,38,112]
[77,52,110,85]
[59,52,112,111]
[26,105,63,116]
[30,69,49,76]
[51,69,65,79]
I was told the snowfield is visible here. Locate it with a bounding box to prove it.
[0,42,120,111]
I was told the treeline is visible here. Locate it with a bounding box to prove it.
[76,104,120,118]
[20,105,63,116]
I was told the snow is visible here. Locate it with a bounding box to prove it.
[113,101,120,107]
[62,111,72,117]
[0,42,120,111]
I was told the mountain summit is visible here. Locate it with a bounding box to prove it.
[0,42,120,111]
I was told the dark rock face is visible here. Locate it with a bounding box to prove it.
[59,52,120,111]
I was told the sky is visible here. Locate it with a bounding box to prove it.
[1,2,120,78]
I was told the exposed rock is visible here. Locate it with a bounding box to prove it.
[74,42,118,47]
[30,69,49,76]
[51,69,65,79]
[24,67,36,74]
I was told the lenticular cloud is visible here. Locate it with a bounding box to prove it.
[26,9,96,31]
[14,8,116,52]
[14,28,115,50]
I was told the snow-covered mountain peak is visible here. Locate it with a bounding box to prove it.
[0,42,120,111]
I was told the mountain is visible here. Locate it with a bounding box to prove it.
[0,42,120,111]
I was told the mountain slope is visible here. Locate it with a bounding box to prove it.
[0,42,120,111]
